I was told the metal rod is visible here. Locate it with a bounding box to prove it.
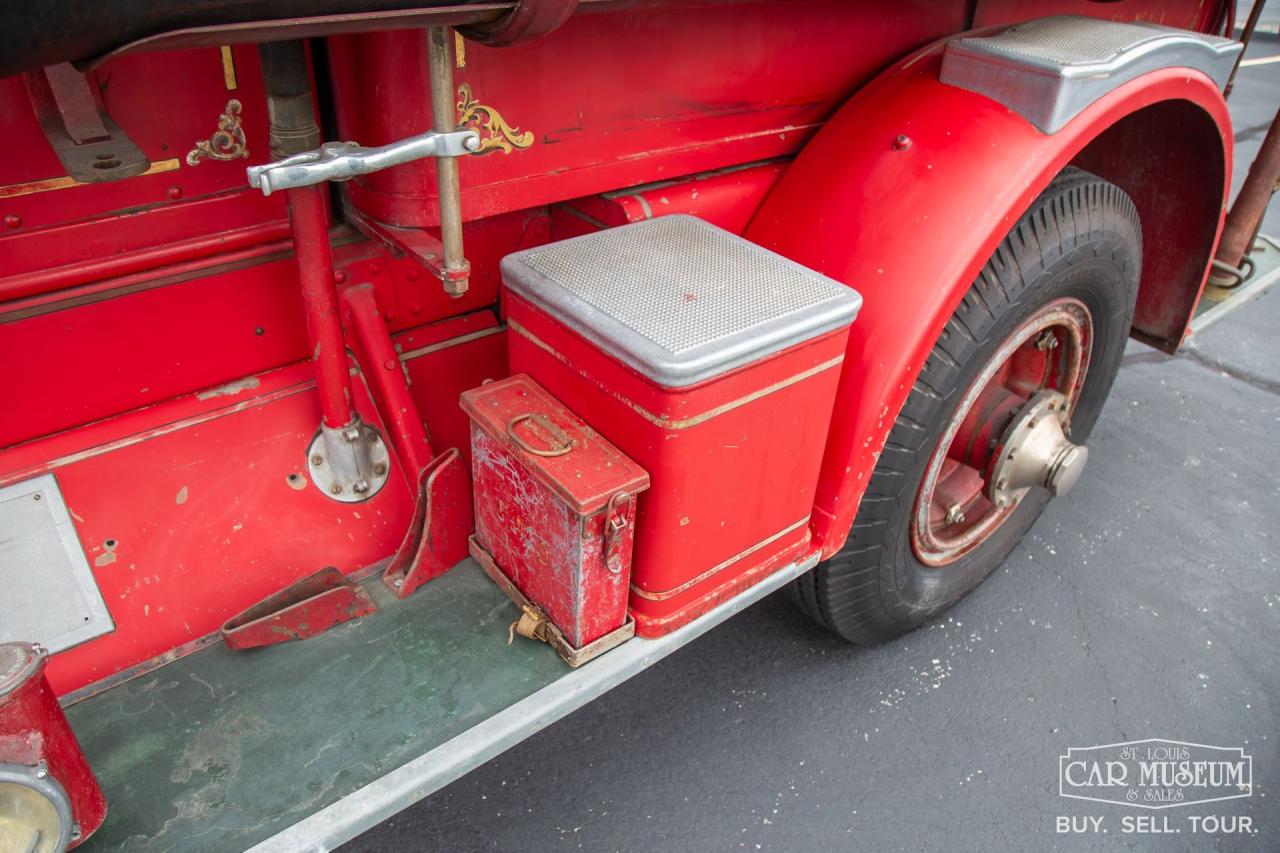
[1215,105,1280,270]
[259,40,356,430]
[287,185,354,429]
[1224,0,1266,99]
[427,26,470,298]
[341,283,436,479]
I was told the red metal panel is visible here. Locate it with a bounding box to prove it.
[0,45,286,290]
[551,161,788,238]
[0,361,414,696]
[463,375,648,648]
[334,207,552,334]
[505,294,848,637]
[0,253,312,448]
[971,0,1226,31]
[326,1,967,227]
[395,314,508,470]
[745,47,1232,559]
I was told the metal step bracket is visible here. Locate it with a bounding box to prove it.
[940,16,1242,133]
[246,130,479,195]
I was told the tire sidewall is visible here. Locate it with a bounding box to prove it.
[881,243,1136,622]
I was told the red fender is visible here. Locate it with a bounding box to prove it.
[746,45,1232,559]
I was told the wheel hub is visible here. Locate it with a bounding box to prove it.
[988,390,1088,508]
[911,298,1093,567]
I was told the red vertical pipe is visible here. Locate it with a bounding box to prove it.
[341,283,435,477]
[287,185,353,429]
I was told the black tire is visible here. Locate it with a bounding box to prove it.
[790,167,1142,644]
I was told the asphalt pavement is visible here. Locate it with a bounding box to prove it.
[344,35,1280,853]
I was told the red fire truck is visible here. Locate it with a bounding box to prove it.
[1,0,1277,849]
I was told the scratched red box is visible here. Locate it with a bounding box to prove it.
[502,216,860,637]
[461,375,650,649]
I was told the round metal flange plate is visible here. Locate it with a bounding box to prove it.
[0,643,39,697]
[988,389,1084,507]
[306,423,392,503]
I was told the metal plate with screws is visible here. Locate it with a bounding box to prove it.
[306,422,392,503]
[0,474,115,653]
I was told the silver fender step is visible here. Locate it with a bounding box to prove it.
[940,15,1242,133]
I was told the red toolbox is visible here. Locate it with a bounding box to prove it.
[461,375,650,657]
[503,215,861,637]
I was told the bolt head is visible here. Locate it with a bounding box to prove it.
[330,483,343,495]
[373,463,387,476]
[892,134,912,151]
[311,454,324,466]
[353,480,370,494]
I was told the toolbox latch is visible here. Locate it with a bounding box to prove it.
[603,491,633,575]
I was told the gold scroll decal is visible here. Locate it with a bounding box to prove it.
[457,83,534,154]
[186,99,248,166]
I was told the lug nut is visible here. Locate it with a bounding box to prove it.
[1036,330,1059,351]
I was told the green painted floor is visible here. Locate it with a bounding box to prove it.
[68,560,566,853]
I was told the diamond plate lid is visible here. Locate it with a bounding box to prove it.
[0,642,40,696]
[502,215,861,387]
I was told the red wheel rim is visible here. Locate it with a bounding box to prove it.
[911,297,1092,566]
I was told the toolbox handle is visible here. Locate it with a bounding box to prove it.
[506,412,575,457]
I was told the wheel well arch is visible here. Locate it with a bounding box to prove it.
[1070,98,1227,352]
[746,47,1232,558]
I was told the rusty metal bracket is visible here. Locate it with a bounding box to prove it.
[602,491,632,575]
[346,207,472,289]
[469,536,635,667]
[382,448,474,599]
[22,63,149,183]
[220,567,377,651]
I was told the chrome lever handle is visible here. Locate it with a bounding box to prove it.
[246,129,481,196]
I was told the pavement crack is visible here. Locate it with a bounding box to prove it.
[1059,568,1128,742]
[1120,346,1280,398]
[1183,345,1280,397]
